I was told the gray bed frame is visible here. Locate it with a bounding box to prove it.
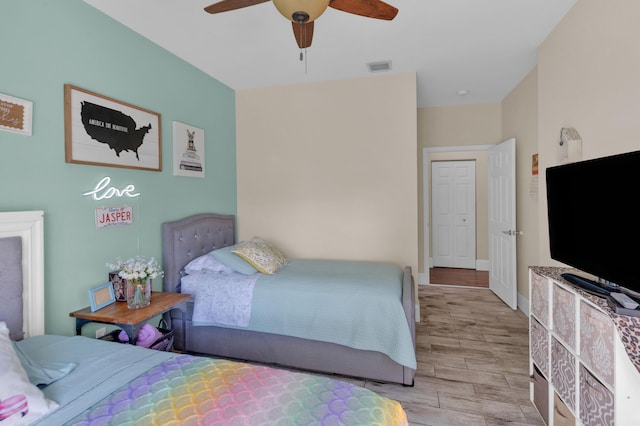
[162,213,416,385]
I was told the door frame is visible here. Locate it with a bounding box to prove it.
[422,145,493,285]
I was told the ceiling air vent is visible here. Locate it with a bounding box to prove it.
[367,60,392,73]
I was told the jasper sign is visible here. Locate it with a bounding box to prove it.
[95,206,134,228]
[64,85,161,171]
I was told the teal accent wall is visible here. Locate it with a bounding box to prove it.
[1,1,237,335]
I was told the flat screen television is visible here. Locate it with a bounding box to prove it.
[546,149,640,294]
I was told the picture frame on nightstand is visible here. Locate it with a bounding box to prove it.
[108,271,127,302]
[88,282,116,312]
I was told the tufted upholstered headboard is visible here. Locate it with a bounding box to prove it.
[0,236,23,340]
[161,213,235,293]
[0,211,45,340]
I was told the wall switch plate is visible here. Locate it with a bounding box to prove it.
[96,327,106,339]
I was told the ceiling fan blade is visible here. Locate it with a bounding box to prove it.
[292,21,314,48]
[204,0,270,14]
[329,0,398,20]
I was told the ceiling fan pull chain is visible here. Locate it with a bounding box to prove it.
[298,49,307,74]
[302,22,308,74]
[298,20,304,62]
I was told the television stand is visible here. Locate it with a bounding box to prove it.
[530,267,640,425]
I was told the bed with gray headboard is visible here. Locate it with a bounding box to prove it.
[162,213,416,385]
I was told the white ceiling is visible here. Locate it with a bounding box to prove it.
[83,0,576,107]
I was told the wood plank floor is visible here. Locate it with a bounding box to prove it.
[353,285,541,425]
[430,267,490,288]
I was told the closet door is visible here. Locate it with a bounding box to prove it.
[431,160,476,269]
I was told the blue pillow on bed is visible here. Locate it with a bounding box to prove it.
[184,253,235,275]
[210,245,258,275]
[12,342,76,386]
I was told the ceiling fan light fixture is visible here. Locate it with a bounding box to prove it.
[273,0,330,23]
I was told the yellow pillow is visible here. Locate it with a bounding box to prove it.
[250,237,287,265]
[232,238,286,274]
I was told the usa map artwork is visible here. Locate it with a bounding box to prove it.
[80,102,152,160]
[65,85,161,171]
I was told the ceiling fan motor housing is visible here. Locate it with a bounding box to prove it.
[273,0,330,23]
[292,11,310,23]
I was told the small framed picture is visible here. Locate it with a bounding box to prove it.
[172,121,205,178]
[88,282,116,312]
[0,92,33,136]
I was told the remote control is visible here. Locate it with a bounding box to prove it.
[561,273,611,296]
[622,287,640,299]
[611,292,639,309]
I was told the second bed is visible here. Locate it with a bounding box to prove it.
[162,213,417,385]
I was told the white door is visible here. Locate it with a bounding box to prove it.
[432,161,476,269]
[488,138,517,309]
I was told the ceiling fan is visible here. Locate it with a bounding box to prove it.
[204,0,398,49]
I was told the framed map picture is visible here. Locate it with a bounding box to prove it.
[64,84,162,171]
[172,121,205,178]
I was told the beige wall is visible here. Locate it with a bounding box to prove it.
[234,0,640,309]
[418,103,503,148]
[416,103,501,275]
[537,0,640,266]
[501,66,539,303]
[236,72,418,273]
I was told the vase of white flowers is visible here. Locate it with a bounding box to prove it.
[127,278,151,309]
[107,256,164,309]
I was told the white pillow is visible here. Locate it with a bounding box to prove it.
[0,322,58,425]
[184,253,234,275]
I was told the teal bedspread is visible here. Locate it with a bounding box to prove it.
[17,336,408,425]
[17,335,174,425]
[183,259,416,369]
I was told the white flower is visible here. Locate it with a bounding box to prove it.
[106,256,164,281]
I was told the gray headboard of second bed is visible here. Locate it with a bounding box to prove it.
[161,213,235,293]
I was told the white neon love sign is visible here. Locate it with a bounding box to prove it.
[83,177,140,201]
